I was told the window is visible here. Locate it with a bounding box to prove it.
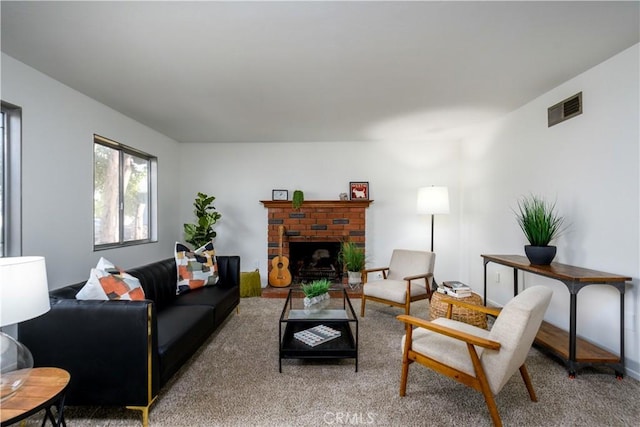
[1,101,22,257]
[93,134,157,249]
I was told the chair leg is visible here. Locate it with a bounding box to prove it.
[400,357,410,397]
[519,364,538,402]
[468,343,502,427]
[400,324,413,397]
[360,295,366,317]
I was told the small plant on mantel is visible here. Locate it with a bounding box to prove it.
[292,190,304,209]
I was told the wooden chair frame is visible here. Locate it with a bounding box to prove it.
[360,266,433,316]
[397,298,538,427]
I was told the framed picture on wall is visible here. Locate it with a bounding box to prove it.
[349,182,369,200]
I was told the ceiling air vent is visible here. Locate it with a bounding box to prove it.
[548,92,582,127]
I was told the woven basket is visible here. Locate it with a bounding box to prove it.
[429,291,487,329]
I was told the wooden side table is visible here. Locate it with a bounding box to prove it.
[0,367,70,426]
[429,291,488,329]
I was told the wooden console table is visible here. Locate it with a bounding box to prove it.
[481,254,630,378]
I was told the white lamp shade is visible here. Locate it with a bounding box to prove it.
[417,186,450,215]
[0,256,50,327]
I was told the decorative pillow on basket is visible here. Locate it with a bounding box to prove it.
[76,257,145,301]
[175,241,219,294]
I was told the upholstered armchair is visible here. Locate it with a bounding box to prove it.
[397,286,553,427]
[360,249,435,316]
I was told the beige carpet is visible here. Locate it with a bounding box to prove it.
[19,297,640,426]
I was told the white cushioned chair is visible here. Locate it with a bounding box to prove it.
[397,285,553,427]
[360,249,435,316]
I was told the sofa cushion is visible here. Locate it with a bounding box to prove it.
[156,305,215,386]
[174,242,219,294]
[76,258,145,301]
[173,282,239,325]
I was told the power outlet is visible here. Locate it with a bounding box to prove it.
[375,272,383,279]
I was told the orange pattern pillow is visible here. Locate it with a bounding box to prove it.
[175,241,219,294]
[76,257,145,300]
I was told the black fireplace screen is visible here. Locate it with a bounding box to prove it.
[289,241,342,283]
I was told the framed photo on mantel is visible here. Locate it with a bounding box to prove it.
[349,182,369,200]
[272,189,288,201]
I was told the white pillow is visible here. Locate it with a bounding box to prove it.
[76,257,145,300]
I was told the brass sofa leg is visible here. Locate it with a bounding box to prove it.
[127,402,154,427]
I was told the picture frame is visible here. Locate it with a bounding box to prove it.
[272,189,288,201]
[349,182,369,200]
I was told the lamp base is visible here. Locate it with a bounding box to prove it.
[0,331,34,401]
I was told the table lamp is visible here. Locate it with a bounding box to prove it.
[416,186,450,252]
[0,256,51,401]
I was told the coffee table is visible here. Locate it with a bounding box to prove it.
[0,367,70,426]
[279,288,358,372]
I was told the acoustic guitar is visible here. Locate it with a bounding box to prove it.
[269,225,292,287]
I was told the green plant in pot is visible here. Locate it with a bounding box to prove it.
[183,192,222,248]
[515,194,565,265]
[339,241,366,288]
[301,278,332,307]
[292,190,304,209]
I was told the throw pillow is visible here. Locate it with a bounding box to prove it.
[175,241,219,294]
[76,257,145,301]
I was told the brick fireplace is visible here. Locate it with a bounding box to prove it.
[261,200,372,285]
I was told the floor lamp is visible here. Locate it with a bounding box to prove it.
[417,186,450,288]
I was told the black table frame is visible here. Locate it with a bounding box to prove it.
[279,288,358,372]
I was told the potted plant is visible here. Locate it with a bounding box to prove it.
[514,194,565,265]
[301,278,332,307]
[183,192,222,248]
[292,190,304,209]
[339,241,366,288]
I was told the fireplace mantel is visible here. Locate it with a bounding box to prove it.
[262,199,372,285]
[260,200,373,209]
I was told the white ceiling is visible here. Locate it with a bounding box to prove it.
[1,1,638,143]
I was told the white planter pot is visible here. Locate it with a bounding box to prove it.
[303,292,330,307]
[347,271,361,289]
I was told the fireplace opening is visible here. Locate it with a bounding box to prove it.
[289,241,342,283]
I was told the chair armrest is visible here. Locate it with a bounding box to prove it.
[436,295,502,318]
[396,314,501,350]
[362,266,389,284]
[19,298,159,407]
[403,272,433,282]
[362,266,389,274]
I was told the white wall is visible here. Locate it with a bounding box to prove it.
[460,44,640,378]
[1,54,183,288]
[3,42,638,378]
[177,140,462,287]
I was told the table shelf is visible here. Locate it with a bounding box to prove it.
[482,254,629,378]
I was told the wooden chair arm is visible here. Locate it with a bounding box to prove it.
[403,272,433,282]
[362,267,389,284]
[362,266,389,274]
[436,295,502,317]
[397,314,501,350]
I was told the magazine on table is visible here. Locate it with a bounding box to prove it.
[294,325,341,347]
